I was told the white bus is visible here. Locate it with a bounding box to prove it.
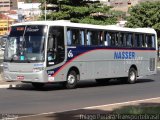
[3,20,157,89]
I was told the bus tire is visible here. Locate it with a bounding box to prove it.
[127,68,137,84]
[65,70,77,89]
[32,83,45,89]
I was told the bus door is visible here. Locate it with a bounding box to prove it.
[47,26,65,66]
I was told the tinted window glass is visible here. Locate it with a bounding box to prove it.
[67,28,81,46]
[104,32,111,46]
[47,26,64,66]
[126,33,133,47]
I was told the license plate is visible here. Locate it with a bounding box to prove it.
[17,76,24,80]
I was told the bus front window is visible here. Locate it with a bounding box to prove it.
[4,25,47,62]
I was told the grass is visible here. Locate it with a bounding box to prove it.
[113,106,160,114]
[87,106,160,120]
[96,106,160,120]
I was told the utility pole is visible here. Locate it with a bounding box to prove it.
[44,0,46,21]
[58,0,62,11]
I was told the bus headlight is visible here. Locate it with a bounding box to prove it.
[33,67,44,72]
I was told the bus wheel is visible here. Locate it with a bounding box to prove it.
[32,83,45,89]
[127,68,137,84]
[65,70,77,89]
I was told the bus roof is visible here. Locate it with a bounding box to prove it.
[11,20,156,34]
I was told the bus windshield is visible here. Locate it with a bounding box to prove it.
[4,25,47,63]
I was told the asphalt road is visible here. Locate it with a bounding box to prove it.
[0,70,160,115]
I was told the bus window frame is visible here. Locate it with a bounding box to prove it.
[135,33,156,49]
[67,27,83,46]
[66,27,157,50]
[145,34,156,49]
[47,26,65,67]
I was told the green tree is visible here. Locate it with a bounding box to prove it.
[39,0,125,25]
[126,1,160,38]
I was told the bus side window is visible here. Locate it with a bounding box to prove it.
[86,31,91,45]
[67,28,80,46]
[72,29,80,45]
[142,34,149,48]
[138,34,146,47]
[151,35,155,48]
[139,34,143,47]
[119,32,126,47]
[126,34,130,47]
[119,33,123,47]
[98,31,104,46]
[67,29,72,45]
[126,33,133,47]
[135,34,139,47]
[110,32,119,47]
[145,35,149,48]
[136,34,144,48]
[142,34,146,47]
[146,34,155,48]
[115,33,119,46]
[91,30,98,45]
[80,30,85,45]
[110,33,115,46]
[123,33,127,47]
[104,32,111,46]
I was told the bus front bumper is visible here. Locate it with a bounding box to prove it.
[3,71,48,83]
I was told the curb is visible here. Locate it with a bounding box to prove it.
[0,84,10,88]
[0,83,22,89]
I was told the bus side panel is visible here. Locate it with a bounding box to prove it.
[52,48,157,82]
[67,49,128,80]
[137,51,157,76]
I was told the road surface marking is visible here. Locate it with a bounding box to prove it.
[84,97,160,109]
[18,97,160,119]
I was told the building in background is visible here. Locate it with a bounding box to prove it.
[0,19,15,36]
[99,0,160,12]
[0,0,18,36]
[0,0,41,36]
[17,2,41,21]
[0,0,18,12]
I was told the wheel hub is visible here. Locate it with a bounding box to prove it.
[130,71,135,81]
[68,74,75,84]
